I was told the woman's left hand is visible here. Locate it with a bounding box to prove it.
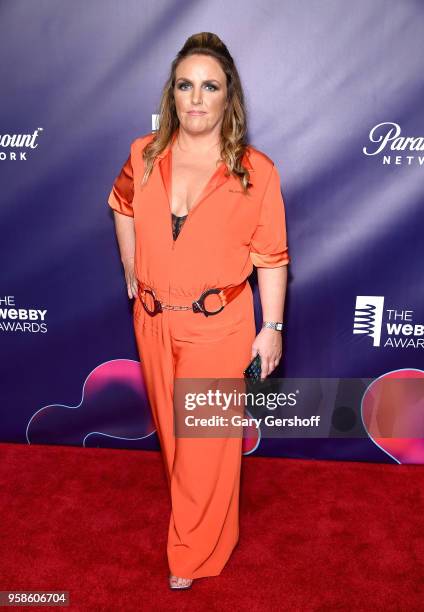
[251,327,283,381]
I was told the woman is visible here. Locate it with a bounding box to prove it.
[108,32,290,590]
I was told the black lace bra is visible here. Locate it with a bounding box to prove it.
[172,213,188,240]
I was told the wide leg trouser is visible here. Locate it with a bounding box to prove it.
[132,280,256,579]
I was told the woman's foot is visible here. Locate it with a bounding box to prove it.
[169,574,193,590]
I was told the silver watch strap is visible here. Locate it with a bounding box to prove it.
[262,321,284,331]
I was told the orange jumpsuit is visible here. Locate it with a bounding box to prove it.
[108,128,290,579]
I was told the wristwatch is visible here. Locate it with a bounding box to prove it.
[262,321,284,331]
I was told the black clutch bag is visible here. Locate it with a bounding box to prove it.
[243,354,262,382]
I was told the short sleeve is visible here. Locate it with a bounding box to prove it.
[108,152,134,217]
[249,163,290,267]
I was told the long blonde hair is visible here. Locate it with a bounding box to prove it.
[141,32,252,193]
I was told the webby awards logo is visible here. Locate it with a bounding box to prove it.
[362,122,424,165]
[353,296,423,348]
[0,296,47,333]
[0,128,43,160]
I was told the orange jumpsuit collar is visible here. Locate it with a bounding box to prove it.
[156,127,254,219]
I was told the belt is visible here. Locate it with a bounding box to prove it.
[137,280,247,317]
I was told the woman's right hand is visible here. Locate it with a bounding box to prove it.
[123,257,138,299]
[112,211,137,299]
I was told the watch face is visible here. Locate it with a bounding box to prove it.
[276,323,283,330]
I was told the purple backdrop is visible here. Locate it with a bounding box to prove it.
[1,0,423,464]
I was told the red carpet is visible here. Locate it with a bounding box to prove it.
[0,442,423,611]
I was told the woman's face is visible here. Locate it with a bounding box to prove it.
[173,54,228,136]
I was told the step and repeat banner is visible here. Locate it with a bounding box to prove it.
[1,1,423,464]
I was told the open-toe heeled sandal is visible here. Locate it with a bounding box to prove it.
[168,574,193,590]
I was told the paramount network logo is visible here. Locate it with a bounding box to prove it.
[353,296,424,348]
[362,121,424,166]
[0,128,43,160]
